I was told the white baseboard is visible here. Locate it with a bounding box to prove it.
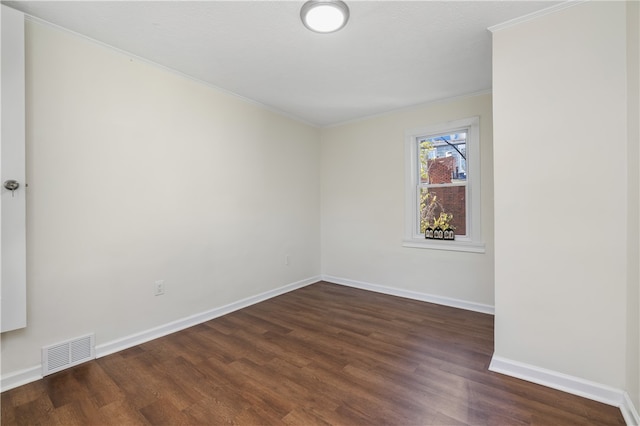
[1,276,320,392]
[95,275,320,358]
[0,365,42,393]
[489,355,639,425]
[622,392,640,426]
[321,275,494,315]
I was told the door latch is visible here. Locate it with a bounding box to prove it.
[4,180,19,197]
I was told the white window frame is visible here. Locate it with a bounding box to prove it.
[403,116,484,253]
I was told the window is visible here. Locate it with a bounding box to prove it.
[404,116,484,252]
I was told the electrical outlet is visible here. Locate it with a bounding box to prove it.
[285,254,290,266]
[154,280,165,296]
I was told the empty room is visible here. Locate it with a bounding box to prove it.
[1,0,639,424]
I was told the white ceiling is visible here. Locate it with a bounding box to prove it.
[4,1,560,126]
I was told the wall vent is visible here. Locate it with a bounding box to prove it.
[42,334,95,376]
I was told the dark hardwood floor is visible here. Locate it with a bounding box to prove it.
[1,281,625,425]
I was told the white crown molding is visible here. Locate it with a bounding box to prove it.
[489,355,638,425]
[1,276,320,392]
[322,275,494,315]
[325,89,492,129]
[21,14,319,129]
[488,1,588,33]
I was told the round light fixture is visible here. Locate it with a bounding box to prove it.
[300,0,349,33]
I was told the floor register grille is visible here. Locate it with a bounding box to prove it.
[42,334,95,376]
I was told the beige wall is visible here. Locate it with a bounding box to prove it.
[1,20,321,374]
[320,93,494,306]
[627,0,640,413]
[493,1,629,389]
[4,3,638,414]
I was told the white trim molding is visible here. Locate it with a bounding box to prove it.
[489,355,639,425]
[402,239,485,253]
[21,15,318,129]
[0,365,42,393]
[95,276,319,358]
[322,275,494,315]
[1,276,320,392]
[622,393,640,426]
[487,0,587,33]
[404,116,484,253]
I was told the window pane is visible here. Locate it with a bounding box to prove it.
[419,132,467,184]
[419,187,466,235]
[406,117,481,248]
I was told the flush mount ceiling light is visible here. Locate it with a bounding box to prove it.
[300,0,350,33]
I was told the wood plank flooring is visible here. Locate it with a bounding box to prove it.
[1,282,625,425]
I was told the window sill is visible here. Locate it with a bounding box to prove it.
[402,238,485,253]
